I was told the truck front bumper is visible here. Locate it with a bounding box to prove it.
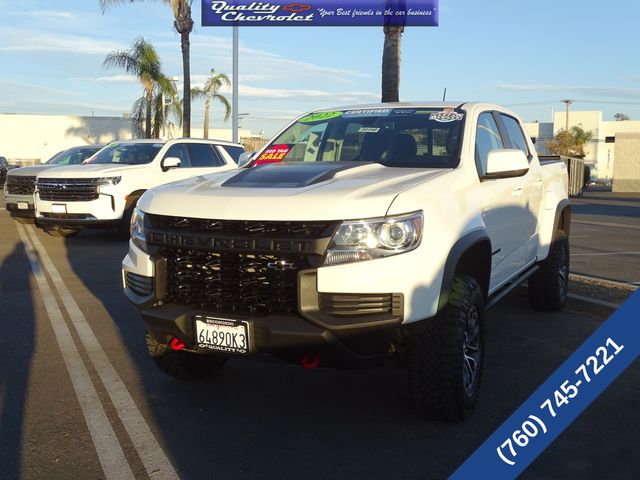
[35,193,122,229]
[5,193,36,222]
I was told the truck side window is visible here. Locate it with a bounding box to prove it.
[500,114,531,160]
[186,144,225,167]
[475,113,505,176]
[220,145,245,163]
[163,144,191,168]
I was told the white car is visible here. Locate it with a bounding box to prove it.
[4,145,105,224]
[35,138,243,237]
[122,103,570,421]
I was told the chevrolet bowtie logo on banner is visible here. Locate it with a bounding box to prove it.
[201,0,439,26]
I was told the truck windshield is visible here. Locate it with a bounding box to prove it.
[85,143,163,165]
[47,146,103,165]
[258,108,464,168]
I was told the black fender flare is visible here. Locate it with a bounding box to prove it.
[552,199,572,241]
[437,230,492,311]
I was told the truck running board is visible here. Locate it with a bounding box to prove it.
[485,265,540,310]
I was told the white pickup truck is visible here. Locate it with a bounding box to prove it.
[122,102,571,421]
[34,138,243,237]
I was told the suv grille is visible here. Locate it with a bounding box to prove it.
[7,176,36,195]
[150,215,338,315]
[37,178,100,202]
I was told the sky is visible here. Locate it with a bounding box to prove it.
[2,0,640,137]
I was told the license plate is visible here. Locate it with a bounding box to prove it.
[194,316,250,354]
[52,203,67,214]
[17,202,29,210]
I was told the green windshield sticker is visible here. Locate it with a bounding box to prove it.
[298,111,343,123]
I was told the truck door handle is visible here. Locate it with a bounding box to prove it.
[512,187,523,196]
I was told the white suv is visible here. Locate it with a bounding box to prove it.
[35,138,242,237]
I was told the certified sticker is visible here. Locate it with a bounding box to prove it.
[255,144,290,165]
[430,110,464,122]
[344,108,392,117]
[358,127,381,133]
[298,111,343,123]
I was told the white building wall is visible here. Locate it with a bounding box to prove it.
[0,114,255,164]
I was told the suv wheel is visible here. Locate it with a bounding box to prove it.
[146,332,227,380]
[407,275,484,422]
[528,230,569,311]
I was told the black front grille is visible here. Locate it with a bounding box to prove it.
[163,249,306,315]
[153,215,338,315]
[37,178,99,202]
[7,176,36,195]
[148,214,336,238]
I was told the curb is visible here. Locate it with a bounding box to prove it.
[569,273,638,291]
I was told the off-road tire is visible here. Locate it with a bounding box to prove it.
[45,226,80,238]
[528,231,569,311]
[146,332,227,380]
[407,275,484,422]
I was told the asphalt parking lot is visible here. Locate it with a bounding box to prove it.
[0,190,638,480]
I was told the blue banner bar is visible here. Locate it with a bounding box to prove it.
[201,0,439,27]
[450,290,640,479]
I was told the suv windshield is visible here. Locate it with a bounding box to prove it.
[47,146,103,165]
[258,108,464,168]
[85,142,163,165]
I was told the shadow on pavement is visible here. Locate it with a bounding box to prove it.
[0,242,35,480]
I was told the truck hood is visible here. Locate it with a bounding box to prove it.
[36,163,147,178]
[139,162,449,221]
[8,164,58,177]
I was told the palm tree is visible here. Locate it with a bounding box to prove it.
[103,37,163,138]
[131,75,182,139]
[191,69,231,139]
[100,0,194,138]
[381,25,404,102]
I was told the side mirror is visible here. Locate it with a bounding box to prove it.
[484,149,529,179]
[238,151,256,168]
[161,156,181,172]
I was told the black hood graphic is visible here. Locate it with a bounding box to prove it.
[221,162,374,188]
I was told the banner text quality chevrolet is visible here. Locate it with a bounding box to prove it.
[123,103,571,421]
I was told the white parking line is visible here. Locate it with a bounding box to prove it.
[16,223,136,480]
[25,226,179,480]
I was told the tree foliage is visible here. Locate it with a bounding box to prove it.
[100,0,194,137]
[545,126,594,158]
[614,113,630,121]
[191,69,231,139]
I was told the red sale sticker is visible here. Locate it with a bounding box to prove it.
[255,144,290,165]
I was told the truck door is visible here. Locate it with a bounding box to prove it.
[498,113,544,265]
[475,112,531,291]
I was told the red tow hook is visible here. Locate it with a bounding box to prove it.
[170,338,185,351]
[302,354,320,369]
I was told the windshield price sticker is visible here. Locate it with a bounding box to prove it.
[299,111,343,123]
[255,144,290,165]
[430,111,464,122]
[359,127,381,133]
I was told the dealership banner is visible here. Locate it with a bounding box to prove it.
[201,0,439,26]
[450,290,640,479]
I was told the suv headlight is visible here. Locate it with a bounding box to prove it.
[130,207,147,253]
[96,176,121,186]
[323,211,423,267]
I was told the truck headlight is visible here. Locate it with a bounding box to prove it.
[130,207,147,253]
[323,211,423,266]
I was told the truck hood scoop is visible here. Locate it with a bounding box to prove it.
[222,162,375,188]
